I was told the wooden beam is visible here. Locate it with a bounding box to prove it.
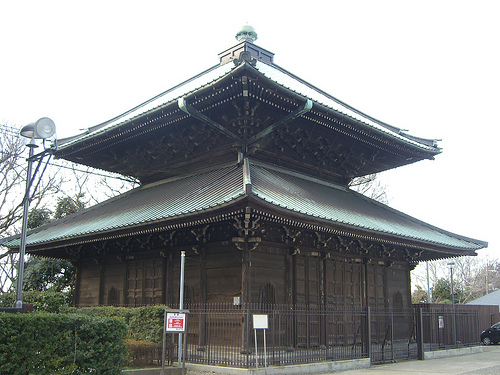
[178,97,242,143]
[246,99,313,147]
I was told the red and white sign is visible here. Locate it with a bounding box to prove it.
[438,316,444,329]
[166,313,186,332]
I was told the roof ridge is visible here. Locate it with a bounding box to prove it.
[247,159,486,251]
[252,61,441,152]
[267,62,404,133]
[57,63,229,147]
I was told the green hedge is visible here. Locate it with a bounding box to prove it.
[62,305,168,343]
[0,291,70,313]
[0,312,127,375]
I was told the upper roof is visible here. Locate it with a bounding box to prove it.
[1,159,486,260]
[55,38,442,185]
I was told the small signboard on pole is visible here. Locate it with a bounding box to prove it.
[253,314,268,375]
[162,309,189,375]
[166,312,186,333]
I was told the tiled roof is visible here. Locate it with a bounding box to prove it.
[249,161,485,251]
[58,63,235,148]
[2,165,244,247]
[253,62,440,152]
[58,59,439,154]
[1,160,485,253]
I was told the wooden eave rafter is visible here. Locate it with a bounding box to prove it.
[247,198,480,254]
[19,189,483,263]
[55,63,441,184]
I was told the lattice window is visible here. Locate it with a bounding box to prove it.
[260,282,276,307]
[393,291,403,310]
[127,258,163,306]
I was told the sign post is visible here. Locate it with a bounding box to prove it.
[252,314,268,375]
[162,309,189,375]
[438,315,444,348]
[438,315,444,329]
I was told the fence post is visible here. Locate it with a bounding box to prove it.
[366,306,372,364]
[417,305,424,360]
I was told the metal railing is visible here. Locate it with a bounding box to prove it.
[129,303,490,368]
[416,305,481,352]
[369,309,419,364]
[182,303,368,368]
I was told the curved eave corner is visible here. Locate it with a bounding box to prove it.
[247,61,442,156]
[242,158,486,255]
[1,163,249,251]
[56,62,236,151]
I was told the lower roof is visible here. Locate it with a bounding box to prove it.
[1,159,486,256]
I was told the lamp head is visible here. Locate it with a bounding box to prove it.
[447,260,456,268]
[20,117,56,140]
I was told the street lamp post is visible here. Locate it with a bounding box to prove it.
[14,118,56,309]
[447,260,457,346]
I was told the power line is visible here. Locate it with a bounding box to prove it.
[2,124,139,185]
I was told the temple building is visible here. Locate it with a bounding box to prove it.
[2,26,486,313]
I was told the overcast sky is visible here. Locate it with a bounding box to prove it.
[1,0,498,263]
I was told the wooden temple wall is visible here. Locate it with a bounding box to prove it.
[73,234,413,348]
[74,241,412,314]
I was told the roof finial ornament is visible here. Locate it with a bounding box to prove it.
[235,24,258,43]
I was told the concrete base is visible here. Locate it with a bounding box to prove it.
[186,358,370,374]
[423,346,483,360]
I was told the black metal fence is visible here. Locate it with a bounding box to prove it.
[139,303,492,368]
[417,305,481,352]
[369,309,418,364]
[183,304,368,368]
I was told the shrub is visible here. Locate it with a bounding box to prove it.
[0,291,70,313]
[128,305,166,343]
[62,305,168,343]
[0,312,127,375]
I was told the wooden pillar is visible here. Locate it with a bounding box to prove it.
[320,255,327,347]
[167,252,174,306]
[284,250,293,305]
[123,259,128,306]
[240,242,251,353]
[161,255,167,306]
[241,242,251,304]
[363,260,369,308]
[406,263,413,309]
[98,262,105,305]
[383,265,389,310]
[74,259,81,307]
[198,247,207,349]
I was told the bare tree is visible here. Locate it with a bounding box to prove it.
[50,160,138,206]
[350,174,389,204]
[0,123,61,293]
[0,252,17,294]
[412,257,500,304]
[0,123,138,293]
[0,123,61,237]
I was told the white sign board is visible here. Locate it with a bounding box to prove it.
[166,312,186,333]
[253,314,268,329]
[438,315,444,329]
